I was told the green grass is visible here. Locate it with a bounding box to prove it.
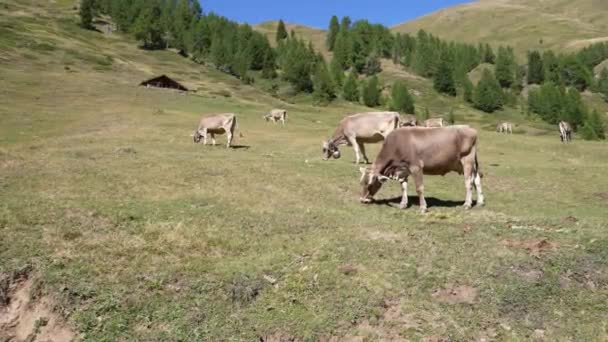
[2,1,608,340]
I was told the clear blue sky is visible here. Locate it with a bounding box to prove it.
[202,0,473,29]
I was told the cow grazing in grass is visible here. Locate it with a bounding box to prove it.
[263,109,287,126]
[424,118,445,127]
[193,113,237,148]
[359,126,484,213]
[399,114,418,127]
[322,112,401,164]
[496,122,513,134]
[559,121,572,143]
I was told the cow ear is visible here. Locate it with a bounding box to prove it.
[378,175,390,183]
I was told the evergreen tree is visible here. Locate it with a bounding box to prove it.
[543,50,561,84]
[330,57,344,87]
[132,1,165,49]
[474,69,503,113]
[434,59,457,96]
[527,82,563,124]
[79,0,95,29]
[313,58,337,104]
[281,38,314,92]
[463,77,474,103]
[261,48,277,78]
[495,46,516,88]
[580,109,605,140]
[276,20,288,43]
[483,44,495,64]
[527,50,544,84]
[447,108,456,125]
[560,88,587,129]
[326,16,340,51]
[340,16,352,31]
[599,68,608,101]
[560,55,592,91]
[362,53,382,76]
[342,71,359,102]
[389,80,415,114]
[332,30,352,70]
[362,75,381,107]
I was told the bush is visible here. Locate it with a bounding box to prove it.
[361,75,381,107]
[389,80,415,114]
[474,69,503,113]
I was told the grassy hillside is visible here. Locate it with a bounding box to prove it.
[2,0,608,341]
[392,0,608,58]
[254,20,329,56]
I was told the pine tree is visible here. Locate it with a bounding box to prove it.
[474,69,504,113]
[276,20,288,43]
[340,16,352,31]
[581,109,605,140]
[132,1,165,49]
[79,0,95,29]
[434,59,457,96]
[332,30,352,70]
[543,50,561,84]
[342,71,359,102]
[362,53,381,76]
[560,55,592,91]
[447,108,456,125]
[560,88,587,129]
[389,80,415,114]
[463,77,474,103]
[362,75,381,107]
[495,46,516,88]
[483,44,495,64]
[261,48,277,78]
[313,58,336,105]
[330,57,344,87]
[527,50,544,84]
[599,68,608,101]
[326,16,340,51]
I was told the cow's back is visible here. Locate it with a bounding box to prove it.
[199,113,234,129]
[342,112,400,137]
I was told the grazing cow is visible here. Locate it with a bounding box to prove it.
[424,118,445,127]
[322,112,401,164]
[399,114,418,127]
[559,121,572,143]
[193,113,237,148]
[496,122,513,134]
[359,126,484,213]
[263,109,287,126]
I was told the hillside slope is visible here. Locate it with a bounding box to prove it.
[392,0,608,57]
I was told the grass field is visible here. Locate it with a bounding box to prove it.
[2,1,608,341]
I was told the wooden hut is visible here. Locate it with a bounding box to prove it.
[139,75,188,92]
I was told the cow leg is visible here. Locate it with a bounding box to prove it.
[399,179,409,209]
[202,128,208,145]
[463,163,474,209]
[349,137,362,164]
[412,170,427,213]
[474,171,485,207]
[210,133,216,146]
[358,143,370,164]
[226,129,233,148]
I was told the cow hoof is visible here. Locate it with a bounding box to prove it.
[463,204,472,210]
[420,207,428,214]
[360,198,373,204]
[475,202,485,208]
[399,203,408,210]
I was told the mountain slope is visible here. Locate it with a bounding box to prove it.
[392,0,608,57]
[253,20,328,55]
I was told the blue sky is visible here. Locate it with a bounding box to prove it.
[202,0,473,28]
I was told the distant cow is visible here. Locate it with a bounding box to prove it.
[424,118,445,127]
[193,113,237,148]
[263,109,287,126]
[496,122,513,134]
[399,114,418,127]
[359,126,485,213]
[322,112,401,164]
[559,121,572,143]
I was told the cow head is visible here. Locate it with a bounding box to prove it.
[193,130,202,143]
[322,140,341,160]
[359,167,389,203]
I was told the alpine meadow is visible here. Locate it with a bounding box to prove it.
[2,0,608,341]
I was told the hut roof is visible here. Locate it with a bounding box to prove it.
[139,75,188,92]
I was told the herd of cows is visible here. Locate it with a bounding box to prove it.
[193,110,575,212]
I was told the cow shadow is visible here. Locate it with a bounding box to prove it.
[229,145,251,150]
[372,196,466,209]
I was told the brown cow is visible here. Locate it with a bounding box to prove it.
[359,126,484,213]
[263,109,287,126]
[424,118,445,127]
[399,114,418,127]
[193,113,237,148]
[322,112,401,164]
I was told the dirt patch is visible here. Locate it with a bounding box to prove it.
[512,267,544,283]
[338,264,358,276]
[350,299,419,341]
[563,216,578,224]
[0,273,76,342]
[432,285,478,304]
[500,239,559,257]
[593,192,608,201]
[258,334,302,342]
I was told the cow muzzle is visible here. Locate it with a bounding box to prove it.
[360,197,373,204]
